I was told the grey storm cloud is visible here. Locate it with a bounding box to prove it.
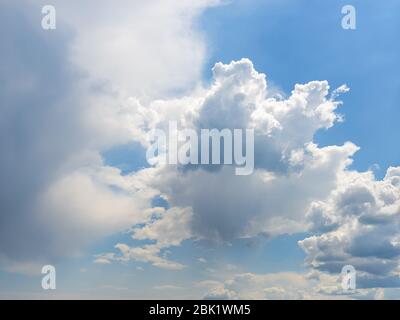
[0,1,85,266]
[0,0,218,273]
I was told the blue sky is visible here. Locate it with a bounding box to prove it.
[1,0,400,299]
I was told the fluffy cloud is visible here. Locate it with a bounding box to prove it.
[108,59,398,294]
[113,58,357,254]
[299,167,400,288]
[108,206,193,270]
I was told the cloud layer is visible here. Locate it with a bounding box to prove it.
[299,167,400,288]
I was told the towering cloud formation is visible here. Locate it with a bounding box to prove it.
[105,58,359,269]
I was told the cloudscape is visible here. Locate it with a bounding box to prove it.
[0,0,399,300]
